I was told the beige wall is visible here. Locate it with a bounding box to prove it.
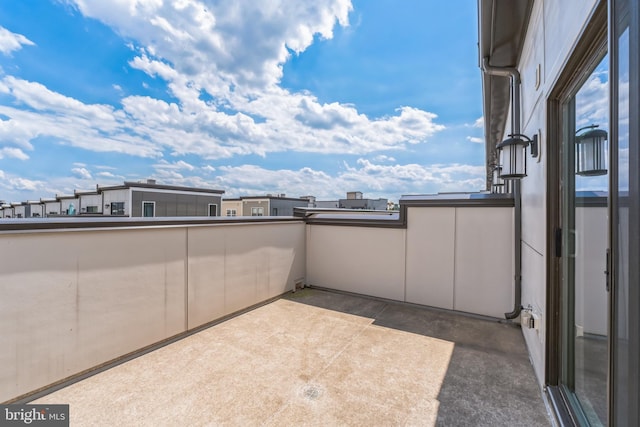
[574,206,608,336]
[307,206,514,318]
[306,225,406,301]
[221,200,242,216]
[242,199,269,216]
[454,208,514,317]
[406,208,455,309]
[0,220,305,402]
[406,207,514,318]
[187,222,306,329]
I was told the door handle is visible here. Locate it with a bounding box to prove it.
[605,248,610,292]
[555,227,562,258]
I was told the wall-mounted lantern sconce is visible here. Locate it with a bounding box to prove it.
[496,133,539,179]
[575,124,607,176]
[492,165,505,193]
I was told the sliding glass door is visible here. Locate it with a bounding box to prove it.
[544,4,610,424]
[548,1,638,424]
[559,53,609,426]
[610,0,638,424]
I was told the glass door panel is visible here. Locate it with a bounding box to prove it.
[611,0,634,423]
[561,54,609,426]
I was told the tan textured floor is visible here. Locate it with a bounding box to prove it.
[34,288,552,426]
[35,295,455,426]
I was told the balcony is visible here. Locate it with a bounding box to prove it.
[0,195,552,424]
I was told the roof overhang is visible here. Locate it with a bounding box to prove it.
[478,0,533,188]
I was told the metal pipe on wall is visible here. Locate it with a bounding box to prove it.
[481,57,522,320]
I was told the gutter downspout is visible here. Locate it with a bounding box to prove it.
[481,57,522,320]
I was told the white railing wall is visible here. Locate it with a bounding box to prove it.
[0,220,305,403]
[574,206,609,337]
[306,205,515,319]
[306,225,407,301]
[1,202,514,403]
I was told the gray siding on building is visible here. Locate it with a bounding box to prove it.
[242,200,268,216]
[241,198,309,216]
[339,198,388,210]
[131,191,221,217]
[315,200,339,208]
[269,198,309,216]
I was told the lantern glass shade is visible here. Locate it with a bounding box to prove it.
[576,128,607,176]
[497,136,528,179]
[492,166,505,193]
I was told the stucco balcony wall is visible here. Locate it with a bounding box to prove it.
[306,196,515,319]
[0,218,305,403]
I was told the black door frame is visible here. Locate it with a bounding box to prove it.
[545,2,608,424]
[609,0,640,425]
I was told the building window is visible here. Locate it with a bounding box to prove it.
[208,204,217,216]
[86,206,99,213]
[226,209,237,217]
[251,207,264,216]
[111,202,125,215]
[142,201,155,217]
[272,208,278,216]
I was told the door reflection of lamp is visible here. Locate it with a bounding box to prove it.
[492,165,505,193]
[576,125,608,176]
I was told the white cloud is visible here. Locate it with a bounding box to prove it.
[0,0,439,161]
[0,157,485,203]
[0,70,445,160]
[0,169,129,202]
[466,136,483,144]
[373,155,396,163]
[0,76,162,157]
[71,167,92,179]
[576,70,608,129]
[143,160,485,199]
[339,159,485,195]
[0,1,459,202]
[71,0,352,89]
[8,177,45,192]
[0,147,29,160]
[472,116,484,128]
[154,159,196,171]
[0,26,35,55]
[153,169,185,180]
[96,171,116,178]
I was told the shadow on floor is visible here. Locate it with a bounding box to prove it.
[285,287,551,426]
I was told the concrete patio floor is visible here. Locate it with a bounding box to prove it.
[34,288,551,426]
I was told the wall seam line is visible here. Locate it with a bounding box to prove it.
[452,208,457,311]
[185,227,189,331]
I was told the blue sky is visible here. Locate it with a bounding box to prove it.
[0,0,485,203]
